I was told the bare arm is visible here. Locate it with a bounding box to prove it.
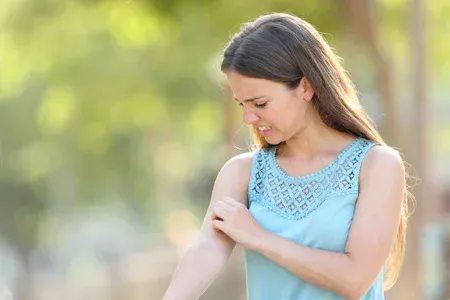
[163,152,253,300]
[249,146,404,299]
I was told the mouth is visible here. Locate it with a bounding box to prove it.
[256,125,273,136]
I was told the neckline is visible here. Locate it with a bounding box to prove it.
[269,137,361,181]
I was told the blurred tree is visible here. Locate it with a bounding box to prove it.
[344,0,398,145]
[0,0,448,298]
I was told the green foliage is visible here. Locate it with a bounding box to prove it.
[0,0,448,255]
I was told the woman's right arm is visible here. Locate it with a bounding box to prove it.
[163,152,253,300]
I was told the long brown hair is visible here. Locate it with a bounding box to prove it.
[221,12,409,290]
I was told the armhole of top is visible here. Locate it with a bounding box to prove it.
[247,149,261,205]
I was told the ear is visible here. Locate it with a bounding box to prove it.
[298,77,315,101]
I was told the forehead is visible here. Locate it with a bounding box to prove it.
[226,72,287,98]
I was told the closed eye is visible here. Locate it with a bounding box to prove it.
[254,102,267,108]
[235,100,267,108]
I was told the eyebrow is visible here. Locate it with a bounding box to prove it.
[233,96,266,102]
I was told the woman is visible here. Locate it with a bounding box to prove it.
[164,12,408,300]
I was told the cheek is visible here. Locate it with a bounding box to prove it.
[280,102,308,130]
[262,108,283,126]
[261,109,293,132]
[283,100,302,117]
[290,100,308,119]
[261,99,304,129]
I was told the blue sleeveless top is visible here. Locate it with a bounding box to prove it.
[245,137,384,300]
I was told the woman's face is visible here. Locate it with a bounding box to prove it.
[226,71,314,145]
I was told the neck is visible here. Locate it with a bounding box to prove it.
[280,113,354,158]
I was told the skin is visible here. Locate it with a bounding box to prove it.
[209,72,405,299]
[227,71,349,158]
[163,72,404,300]
[163,152,252,300]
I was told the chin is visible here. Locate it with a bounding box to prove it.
[264,136,283,146]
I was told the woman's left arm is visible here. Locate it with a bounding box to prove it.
[211,146,405,300]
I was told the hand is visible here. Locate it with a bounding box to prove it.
[211,197,265,250]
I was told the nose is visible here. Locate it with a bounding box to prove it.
[242,107,259,125]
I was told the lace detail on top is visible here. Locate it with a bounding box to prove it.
[248,137,377,220]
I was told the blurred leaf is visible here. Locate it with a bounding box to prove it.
[37,86,76,135]
[107,2,161,48]
[77,122,110,155]
[14,141,58,182]
[155,142,192,181]
[186,101,222,144]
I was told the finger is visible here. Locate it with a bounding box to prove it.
[210,209,225,222]
[216,200,235,210]
[223,197,248,212]
[211,205,229,220]
[212,219,225,231]
[223,197,240,207]
[210,211,221,221]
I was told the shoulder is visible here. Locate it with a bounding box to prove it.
[220,151,255,175]
[362,144,404,174]
[211,151,255,205]
[360,144,405,187]
[215,151,255,184]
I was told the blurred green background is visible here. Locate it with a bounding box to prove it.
[0,0,449,299]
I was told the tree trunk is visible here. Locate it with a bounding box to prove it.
[343,0,399,146]
[344,1,432,299]
[388,0,430,299]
